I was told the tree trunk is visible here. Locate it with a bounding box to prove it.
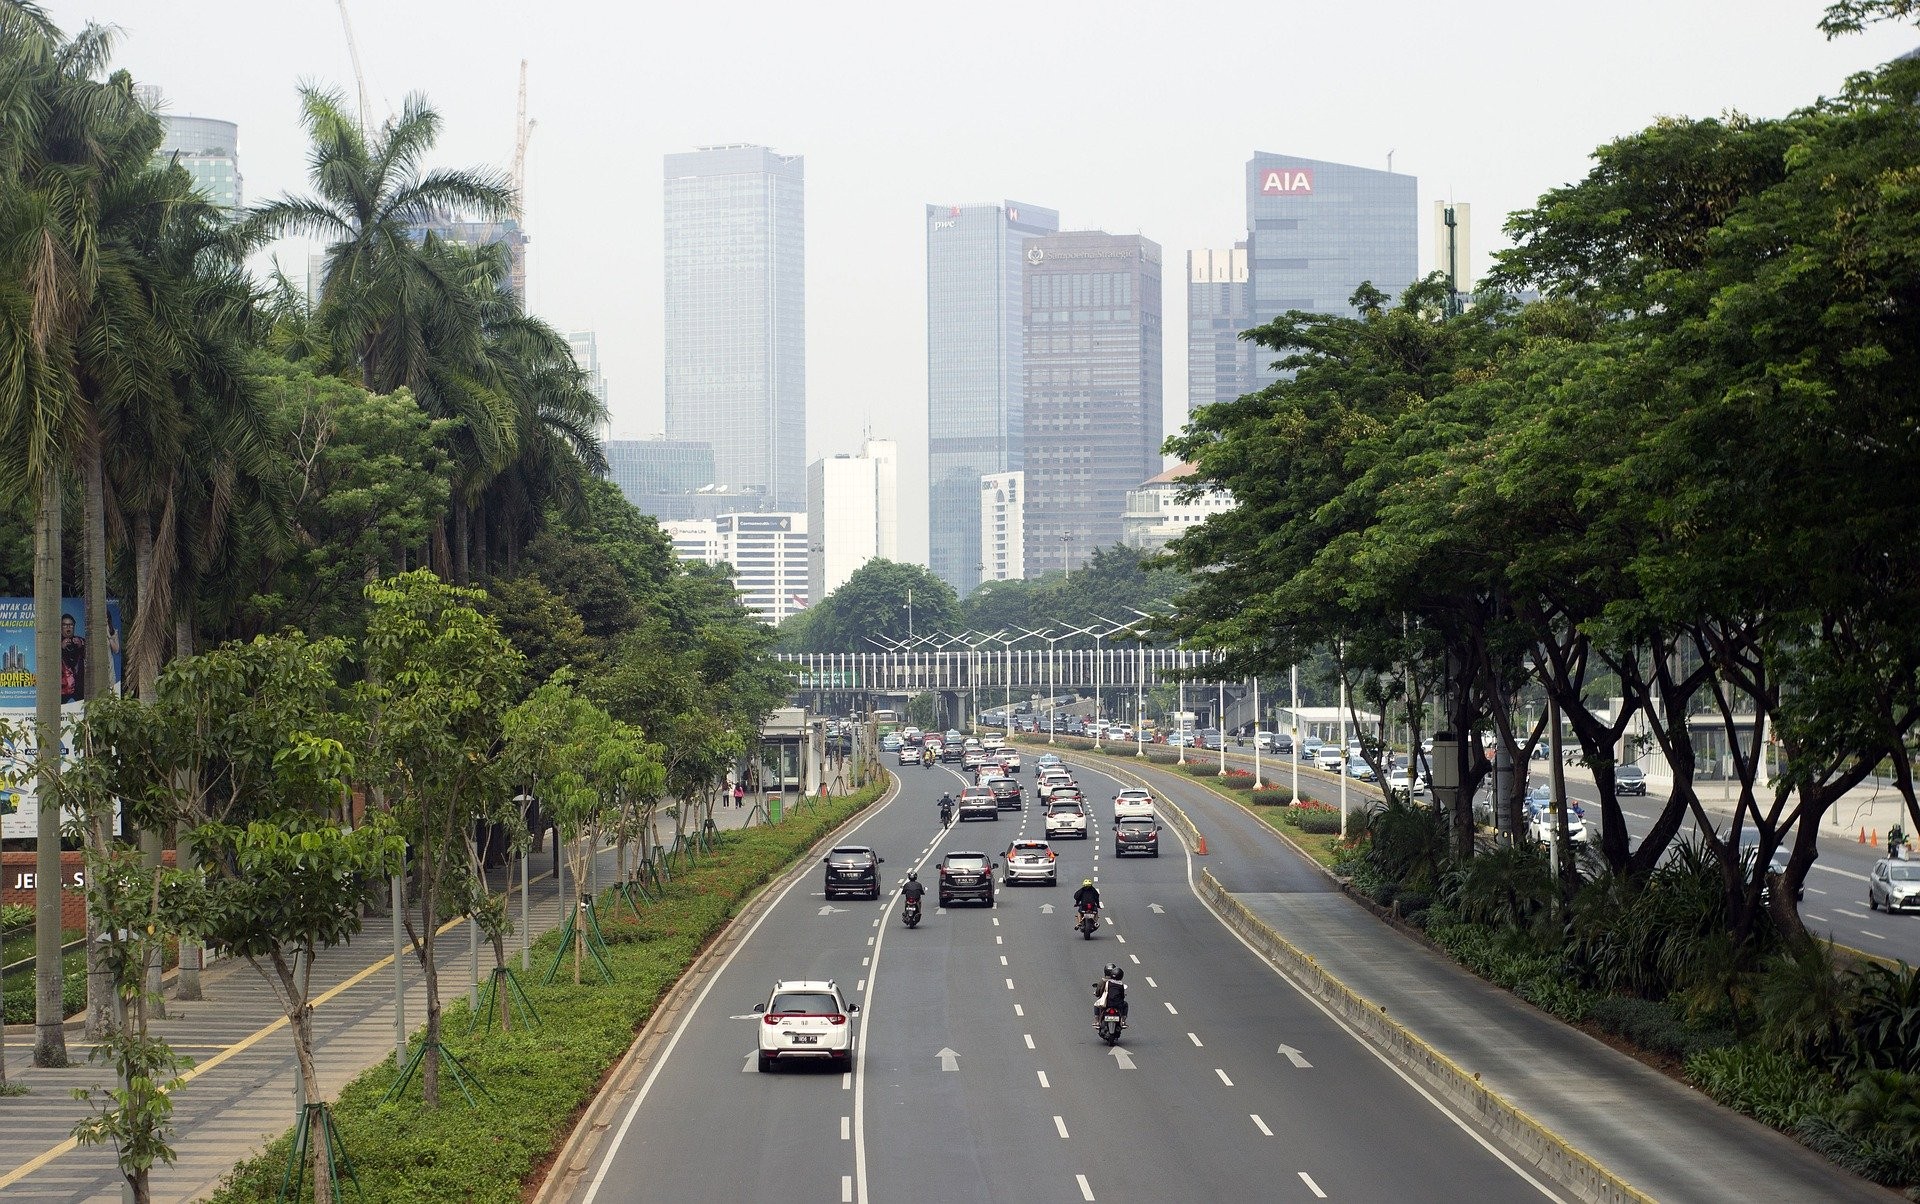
[83,448,115,1039]
[451,498,470,586]
[172,613,202,1001]
[471,495,489,583]
[34,468,68,1067]
[418,846,441,1109]
[270,948,332,1204]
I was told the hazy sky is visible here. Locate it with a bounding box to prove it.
[46,1,1917,564]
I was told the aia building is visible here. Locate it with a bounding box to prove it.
[1244,152,1417,390]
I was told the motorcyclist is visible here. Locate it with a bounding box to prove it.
[901,870,926,910]
[939,794,954,828]
[1093,963,1128,1027]
[1073,878,1099,929]
[923,747,935,768]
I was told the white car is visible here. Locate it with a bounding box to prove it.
[1003,839,1059,886]
[1314,747,1344,771]
[998,749,1022,773]
[753,979,859,1071]
[1530,811,1589,845]
[1108,724,1134,741]
[1044,799,1088,840]
[1112,788,1155,821]
[981,735,1005,752]
[897,745,919,766]
[1037,770,1075,800]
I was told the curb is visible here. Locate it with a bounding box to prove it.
[531,777,899,1204]
[1194,867,1654,1204]
[1051,752,1206,854]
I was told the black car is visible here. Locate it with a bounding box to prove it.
[942,742,965,763]
[821,846,883,900]
[986,776,1023,810]
[1614,765,1649,795]
[938,851,996,906]
[1114,817,1161,857]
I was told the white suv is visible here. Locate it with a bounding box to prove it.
[1045,799,1088,840]
[1112,788,1155,822]
[754,979,859,1072]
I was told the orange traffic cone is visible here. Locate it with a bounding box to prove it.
[1195,836,1209,855]
[1862,828,1869,844]
[1873,829,1880,847]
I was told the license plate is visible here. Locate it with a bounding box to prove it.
[791,1034,818,1044]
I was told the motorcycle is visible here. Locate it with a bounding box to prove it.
[1098,1006,1124,1046]
[1077,905,1098,939]
[903,896,922,928]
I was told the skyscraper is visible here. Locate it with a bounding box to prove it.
[979,471,1024,583]
[926,200,1059,595]
[410,211,530,299]
[1187,243,1255,412]
[1244,152,1417,387]
[603,438,715,502]
[665,146,806,511]
[1022,231,1163,579]
[565,331,608,412]
[662,512,808,625]
[806,438,899,606]
[135,86,242,216]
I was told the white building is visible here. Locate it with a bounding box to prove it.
[1122,463,1234,553]
[662,512,808,625]
[979,471,1024,582]
[806,438,899,605]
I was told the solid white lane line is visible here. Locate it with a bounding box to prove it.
[1128,954,1139,964]
[1054,1115,1070,1139]
[1145,976,1158,988]
[1835,907,1871,919]
[840,1116,850,1140]
[1038,1070,1051,1088]
[1024,1033,1036,1049]
[1164,1001,1178,1014]
[1188,1032,1203,1047]
[1076,1173,1096,1200]
[1299,1171,1327,1198]
[1251,1114,1273,1136]
[1862,930,1888,940]
[1015,1003,1025,1016]
[842,1175,854,1202]
[1215,1068,1234,1086]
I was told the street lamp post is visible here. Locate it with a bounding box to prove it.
[1337,641,1349,840]
[1252,676,1261,787]
[1123,606,1170,759]
[1217,679,1228,776]
[1290,664,1300,804]
[1087,615,1134,750]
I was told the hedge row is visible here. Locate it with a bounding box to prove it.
[205,785,888,1203]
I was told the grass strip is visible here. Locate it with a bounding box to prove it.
[204,784,886,1204]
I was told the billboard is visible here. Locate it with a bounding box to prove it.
[0,597,124,839]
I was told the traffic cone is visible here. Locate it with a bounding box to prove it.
[1862,828,1868,844]
[1196,836,1209,855]
[1872,829,1879,847]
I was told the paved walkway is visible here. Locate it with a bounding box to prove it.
[1090,752,1903,1203]
[0,801,760,1203]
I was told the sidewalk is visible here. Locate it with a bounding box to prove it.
[0,800,758,1204]
[1085,752,1900,1203]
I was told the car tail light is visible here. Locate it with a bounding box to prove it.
[828,1014,847,1025]
[763,1013,780,1025]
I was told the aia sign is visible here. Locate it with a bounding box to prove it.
[1260,168,1314,196]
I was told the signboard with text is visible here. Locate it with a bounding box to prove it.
[1259,167,1315,195]
[0,597,123,839]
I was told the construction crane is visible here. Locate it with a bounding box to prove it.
[511,59,536,216]
[335,0,372,137]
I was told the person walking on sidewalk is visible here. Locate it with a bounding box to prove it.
[733,781,745,809]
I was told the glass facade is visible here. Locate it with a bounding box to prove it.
[604,438,716,498]
[926,200,1058,595]
[665,146,806,511]
[1186,244,1255,413]
[1021,232,1163,579]
[1245,153,1417,389]
[157,114,242,216]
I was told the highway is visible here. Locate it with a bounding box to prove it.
[573,759,1567,1203]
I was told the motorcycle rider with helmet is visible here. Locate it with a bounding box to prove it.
[939,793,954,828]
[1092,963,1128,1027]
[1073,878,1100,930]
[901,869,926,916]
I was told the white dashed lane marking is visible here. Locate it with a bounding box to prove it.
[1024,1033,1035,1049]
[1054,1115,1070,1139]
[1038,1070,1051,1088]
[1251,1114,1273,1136]
[1299,1171,1327,1198]
[1215,1068,1234,1086]
[1188,1032,1203,1047]
[1164,1002,1178,1015]
[1076,1173,1096,1201]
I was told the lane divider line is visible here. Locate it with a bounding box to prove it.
[1252,1114,1273,1136]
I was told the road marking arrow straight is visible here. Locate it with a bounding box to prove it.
[1148,903,1165,913]
[818,905,846,916]
[937,1047,960,1072]
[1040,903,1055,914]
[1277,1044,1313,1068]
[1109,1047,1136,1070]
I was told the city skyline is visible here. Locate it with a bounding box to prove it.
[56,0,1917,568]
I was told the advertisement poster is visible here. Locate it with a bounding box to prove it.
[0,597,123,839]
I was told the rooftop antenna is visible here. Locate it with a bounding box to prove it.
[511,59,536,217]
[1386,148,1396,174]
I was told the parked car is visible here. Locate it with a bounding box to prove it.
[937,851,997,906]
[1003,839,1058,886]
[1614,764,1649,795]
[1869,859,1920,913]
[1113,817,1161,857]
[753,979,859,1072]
[821,846,884,900]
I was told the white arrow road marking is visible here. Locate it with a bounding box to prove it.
[1149,903,1165,913]
[937,1047,961,1071]
[1041,903,1056,914]
[1251,1114,1273,1136]
[1054,1115,1070,1139]
[1278,1044,1313,1068]
[1110,1046,1136,1069]
[742,1053,753,1072]
[819,905,846,916]
[1299,1171,1327,1199]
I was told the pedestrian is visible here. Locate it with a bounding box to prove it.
[733,781,745,809]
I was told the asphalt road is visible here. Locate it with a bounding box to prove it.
[574,758,1569,1203]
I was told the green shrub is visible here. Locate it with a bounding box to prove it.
[1843,962,1920,1077]
[1250,789,1297,807]
[1795,1111,1920,1188]
[1286,810,1342,835]
[205,784,887,1204]
[0,902,34,932]
[1686,1043,1834,1130]
[1588,995,1733,1061]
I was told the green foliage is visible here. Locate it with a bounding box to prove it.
[1250,789,1298,807]
[179,815,405,962]
[953,544,1189,645]
[0,902,33,931]
[781,559,957,653]
[481,573,600,684]
[1587,995,1733,1062]
[1757,936,1855,1063]
[203,784,886,1204]
[1687,1044,1836,1130]
[1361,798,1450,894]
[1842,961,1920,1078]
[1447,845,1555,933]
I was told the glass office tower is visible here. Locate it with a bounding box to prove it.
[926,200,1059,595]
[1022,231,1163,579]
[665,146,806,511]
[1187,243,1256,412]
[1244,152,1417,388]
